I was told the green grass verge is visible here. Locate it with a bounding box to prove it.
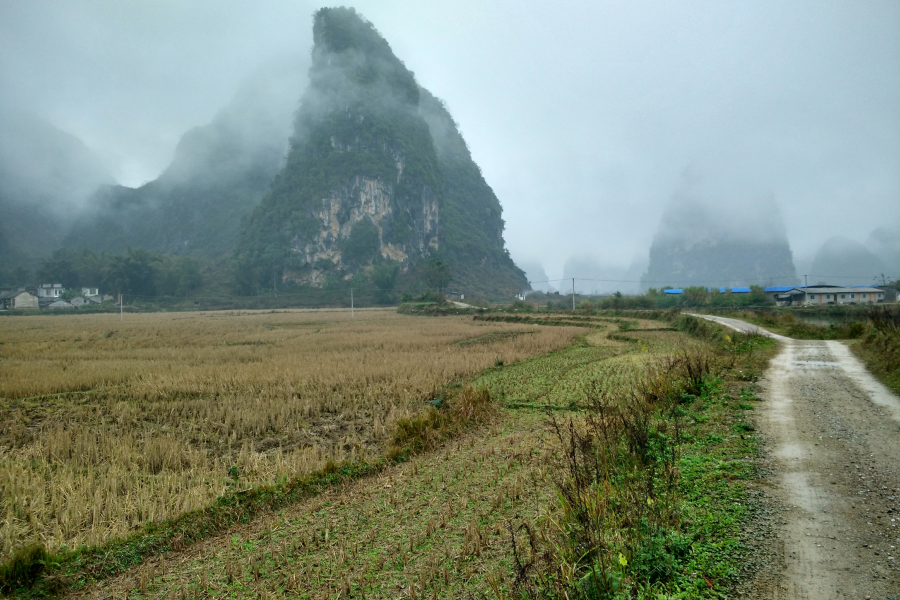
[666,318,776,596]
[667,372,768,596]
[853,329,900,396]
[510,317,777,599]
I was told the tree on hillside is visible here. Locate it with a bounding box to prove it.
[372,260,400,304]
[105,249,157,296]
[37,252,80,288]
[425,258,452,295]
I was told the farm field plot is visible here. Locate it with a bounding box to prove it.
[65,318,681,600]
[0,309,581,559]
[472,311,672,332]
[474,319,688,410]
[70,413,558,600]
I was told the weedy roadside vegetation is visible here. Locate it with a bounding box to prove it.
[508,319,775,599]
[0,310,579,562]
[732,309,866,340]
[856,305,900,394]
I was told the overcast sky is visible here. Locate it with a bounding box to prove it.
[2,0,898,280]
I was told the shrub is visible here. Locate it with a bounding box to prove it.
[0,544,49,594]
[387,387,494,459]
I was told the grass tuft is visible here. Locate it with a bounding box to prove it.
[389,387,495,459]
[0,544,49,594]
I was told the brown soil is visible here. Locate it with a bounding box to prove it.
[697,315,900,599]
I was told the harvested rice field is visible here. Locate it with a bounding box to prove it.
[0,309,584,558]
[60,312,682,600]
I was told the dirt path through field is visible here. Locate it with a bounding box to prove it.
[694,314,900,598]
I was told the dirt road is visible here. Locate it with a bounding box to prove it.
[694,314,900,598]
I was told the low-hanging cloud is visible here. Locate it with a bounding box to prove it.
[1,1,898,282]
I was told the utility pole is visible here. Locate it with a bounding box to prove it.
[804,274,808,288]
[572,278,575,311]
[119,294,123,322]
[351,288,354,318]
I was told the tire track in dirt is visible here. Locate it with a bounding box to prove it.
[694,314,900,598]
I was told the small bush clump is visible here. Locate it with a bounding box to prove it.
[388,387,495,459]
[512,351,711,598]
[0,544,49,594]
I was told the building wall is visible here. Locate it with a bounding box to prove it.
[12,293,39,309]
[805,290,883,305]
[37,285,63,298]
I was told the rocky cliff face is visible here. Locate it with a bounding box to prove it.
[234,8,526,298]
[287,175,439,286]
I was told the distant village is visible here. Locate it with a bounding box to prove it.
[661,285,893,306]
[2,280,897,312]
[0,283,113,311]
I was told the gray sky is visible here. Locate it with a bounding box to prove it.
[2,0,898,281]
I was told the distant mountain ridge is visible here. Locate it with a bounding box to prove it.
[233,7,526,298]
[64,59,304,260]
[0,107,112,271]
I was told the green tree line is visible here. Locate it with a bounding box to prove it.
[29,248,203,297]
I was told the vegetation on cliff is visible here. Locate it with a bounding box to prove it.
[418,87,526,298]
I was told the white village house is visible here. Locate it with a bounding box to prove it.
[775,285,885,306]
[36,283,64,299]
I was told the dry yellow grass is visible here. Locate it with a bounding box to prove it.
[0,308,582,559]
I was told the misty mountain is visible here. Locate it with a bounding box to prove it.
[562,256,607,295]
[518,260,555,293]
[866,226,900,277]
[0,108,112,270]
[811,235,885,286]
[641,194,798,290]
[63,59,304,260]
[559,254,647,295]
[233,8,526,298]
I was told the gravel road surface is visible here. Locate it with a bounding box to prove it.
[693,314,900,599]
